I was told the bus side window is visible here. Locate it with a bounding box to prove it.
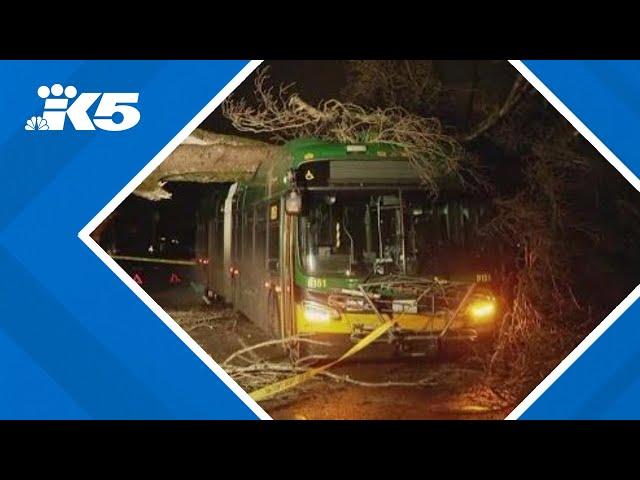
[268,202,279,272]
[195,213,203,259]
[245,206,254,263]
[254,203,267,267]
[215,198,224,260]
[236,191,243,263]
[231,194,240,261]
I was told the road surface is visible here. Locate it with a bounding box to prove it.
[123,261,514,419]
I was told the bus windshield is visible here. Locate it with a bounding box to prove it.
[297,190,489,279]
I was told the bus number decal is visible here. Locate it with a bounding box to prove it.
[476,273,491,282]
[308,277,327,289]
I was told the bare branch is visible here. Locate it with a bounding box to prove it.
[223,67,478,197]
[462,75,532,142]
[342,60,445,112]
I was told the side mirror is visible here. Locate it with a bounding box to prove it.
[285,190,302,215]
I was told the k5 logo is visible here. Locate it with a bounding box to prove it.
[25,83,140,132]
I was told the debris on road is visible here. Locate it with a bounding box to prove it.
[163,299,512,419]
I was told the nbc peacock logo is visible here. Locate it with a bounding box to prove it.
[25,116,49,131]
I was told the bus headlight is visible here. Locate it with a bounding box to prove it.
[466,297,497,324]
[302,301,341,323]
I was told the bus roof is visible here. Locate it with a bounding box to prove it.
[242,137,478,201]
[283,138,401,167]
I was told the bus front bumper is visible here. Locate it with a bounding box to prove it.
[299,325,491,360]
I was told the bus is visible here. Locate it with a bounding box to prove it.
[195,138,497,359]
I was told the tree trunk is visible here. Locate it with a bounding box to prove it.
[133,130,280,200]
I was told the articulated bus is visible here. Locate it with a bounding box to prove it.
[195,139,498,359]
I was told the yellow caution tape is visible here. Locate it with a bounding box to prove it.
[110,255,198,266]
[250,320,395,402]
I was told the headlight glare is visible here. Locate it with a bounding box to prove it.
[302,300,341,322]
[467,297,496,324]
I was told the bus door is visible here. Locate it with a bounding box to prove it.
[281,208,297,340]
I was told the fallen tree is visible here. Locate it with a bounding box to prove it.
[133,129,280,200]
[132,66,485,201]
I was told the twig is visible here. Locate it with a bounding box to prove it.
[237,337,263,363]
[222,336,331,367]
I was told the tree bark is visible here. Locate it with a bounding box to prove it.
[133,130,280,200]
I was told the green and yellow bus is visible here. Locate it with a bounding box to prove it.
[195,139,497,359]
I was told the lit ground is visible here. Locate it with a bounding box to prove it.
[130,262,514,420]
